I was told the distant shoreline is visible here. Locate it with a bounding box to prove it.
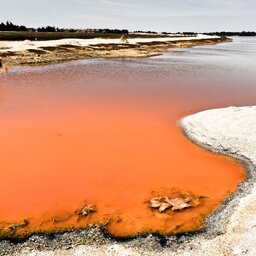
[0,35,231,67]
[204,32,256,37]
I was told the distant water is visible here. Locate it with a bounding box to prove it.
[0,37,254,237]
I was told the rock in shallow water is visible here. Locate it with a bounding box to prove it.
[149,195,201,213]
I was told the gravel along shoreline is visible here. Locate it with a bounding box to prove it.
[1,106,255,255]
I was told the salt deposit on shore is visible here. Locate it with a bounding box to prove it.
[180,106,256,255]
[0,34,218,53]
[4,106,255,255]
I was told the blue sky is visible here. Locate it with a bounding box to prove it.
[1,0,256,32]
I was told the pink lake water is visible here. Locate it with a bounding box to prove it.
[0,37,255,237]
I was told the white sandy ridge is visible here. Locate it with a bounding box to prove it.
[0,34,219,53]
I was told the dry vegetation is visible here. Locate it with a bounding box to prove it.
[0,31,171,41]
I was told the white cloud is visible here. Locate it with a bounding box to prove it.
[0,0,255,31]
[84,0,256,18]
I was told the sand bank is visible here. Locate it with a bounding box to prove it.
[0,34,230,66]
[2,106,255,255]
[0,34,218,52]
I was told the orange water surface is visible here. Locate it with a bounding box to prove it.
[0,55,251,238]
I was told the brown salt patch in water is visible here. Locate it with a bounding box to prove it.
[0,97,245,238]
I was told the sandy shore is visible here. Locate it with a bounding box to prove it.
[0,34,231,66]
[2,106,255,255]
[180,106,256,255]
